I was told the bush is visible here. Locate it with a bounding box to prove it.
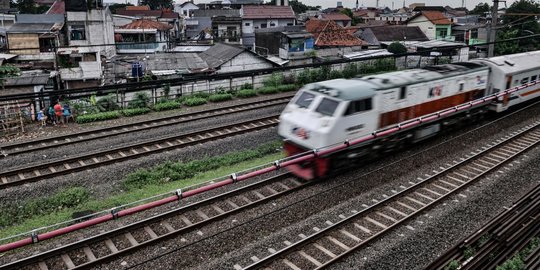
[240,83,253,90]
[342,63,358,78]
[154,101,181,111]
[96,94,120,112]
[309,68,320,83]
[122,108,151,117]
[122,141,281,190]
[0,187,90,227]
[193,92,210,99]
[257,86,279,95]
[444,260,459,270]
[329,70,343,79]
[209,93,233,102]
[236,89,257,98]
[128,92,150,109]
[76,111,120,123]
[319,65,331,81]
[388,41,407,54]
[296,69,311,85]
[263,72,284,87]
[277,84,297,92]
[183,97,207,107]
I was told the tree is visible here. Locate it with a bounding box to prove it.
[469,3,490,16]
[140,0,172,10]
[108,3,134,14]
[340,8,362,25]
[12,0,48,14]
[497,0,540,53]
[387,42,407,54]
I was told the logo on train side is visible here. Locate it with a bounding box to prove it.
[292,127,310,140]
[428,85,443,98]
[476,75,486,85]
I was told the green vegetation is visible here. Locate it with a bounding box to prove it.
[277,84,297,92]
[153,101,181,111]
[0,187,89,228]
[263,72,284,88]
[183,97,208,107]
[121,108,151,117]
[444,260,459,270]
[463,246,476,259]
[0,142,284,239]
[387,42,408,54]
[96,94,120,112]
[128,92,150,109]
[257,86,280,95]
[123,141,282,190]
[209,93,233,102]
[76,111,120,123]
[496,237,540,270]
[236,89,257,98]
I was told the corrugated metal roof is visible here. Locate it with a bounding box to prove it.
[192,9,240,18]
[7,23,60,33]
[16,14,64,23]
[199,43,244,68]
[4,75,49,86]
[343,49,393,60]
[145,53,208,70]
[242,5,295,19]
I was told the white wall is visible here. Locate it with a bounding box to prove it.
[407,16,436,40]
[67,9,116,58]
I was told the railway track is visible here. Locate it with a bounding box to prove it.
[0,173,308,270]
[0,96,291,157]
[426,184,540,270]
[241,120,540,270]
[0,115,280,189]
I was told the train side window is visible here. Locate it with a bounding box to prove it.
[399,87,407,99]
[532,75,537,82]
[345,98,372,116]
[459,83,464,91]
[514,79,519,86]
[521,77,529,84]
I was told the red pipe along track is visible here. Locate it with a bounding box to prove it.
[0,82,535,253]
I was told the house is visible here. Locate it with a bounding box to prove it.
[241,5,296,49]
[407,11,453,41]
[175,1,199,18]
[359,26,429,47]
[115,19,173,53]
[453,25,487,46]
[6,14,64,68]
[199,43,275,73]
[305,19,366,48]
[254,25,314,65]
[116,5,180,37]
[186,9,241,42]
[0,14,15,48]
[320,13,351,27]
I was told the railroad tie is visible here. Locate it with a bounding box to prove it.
[299,250,322,266]
[104,239,119,253]
[144,226,159,239]
[313,243,337,258]
[83,246,97,261]
[124,232,139,246]
[282,259,302,270]
[61,254,76,269]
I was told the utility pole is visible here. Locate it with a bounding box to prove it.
[487,0,501,57]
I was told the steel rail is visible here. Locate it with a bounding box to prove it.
[242,121,540,270]
[0,96,291,157]
[0,173,308,270]
[0,115,280,189]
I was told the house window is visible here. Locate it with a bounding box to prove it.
[270,23,276,27]
[245,22,250,26]
[70,25,86,40]
[399,87,407,99]
[287,23,293,26]
[438,29,448,37]
[261,23,267,28]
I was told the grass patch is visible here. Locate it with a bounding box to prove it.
[0,143,284,240]
[76,111,120,124]
[236,89,257,98]
[257,86,279,95]
[209,93,233,102]
[183,97,208,107]
[276,84,297,92]
[153,101,181,111]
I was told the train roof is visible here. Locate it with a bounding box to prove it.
[470,50,540,75]
[355,62,487,89]
[308,79,376,101]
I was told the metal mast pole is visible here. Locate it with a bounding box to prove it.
[488,0,500,57]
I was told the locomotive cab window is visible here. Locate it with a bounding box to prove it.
[294,91,315,108]
[521,77,529,84]
[399,87,407,99]
[345,98,372,116]
[315,98,339,116]
[531,75,537,82]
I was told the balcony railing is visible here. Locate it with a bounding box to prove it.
[115,43,159,51]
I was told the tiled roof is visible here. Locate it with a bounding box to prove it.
[161,10,180,19]
[360,26,428,45]
[126,5,150,11]
[120,19,173,31]
[306,19,366,47]
[46,0,65,14]
[242,5,295,19]
[410,11,452,25]
[321,13,351,21]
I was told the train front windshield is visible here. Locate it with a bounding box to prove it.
[294,91,316,108]
[315,98,339,116]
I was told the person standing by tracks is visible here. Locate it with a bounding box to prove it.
[54,102,64,126]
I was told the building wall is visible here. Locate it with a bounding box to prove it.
[242,18,294,34]
[67,9,116,58]
[217,51,273,73]
[7,33,40,54]
[407,16,436,40]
